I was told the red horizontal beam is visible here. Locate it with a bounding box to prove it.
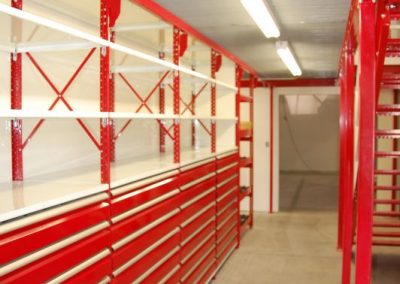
[241,78,338,88]
[131,0,258,77]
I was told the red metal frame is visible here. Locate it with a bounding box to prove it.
[10,0,23,181]
[100,0,111,184]
[131,0,258,77]
[173,26,181,163]
[355,2,376,283]
[269,86,274,214]
[340,34,355,284]
[392,91,399,212]
[211,49,220,153]
[159,51,166,153]
[241,78,337,88]
[235,65,242,247]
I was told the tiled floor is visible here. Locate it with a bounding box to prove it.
[214,173,341,283]
[214,173,400,283]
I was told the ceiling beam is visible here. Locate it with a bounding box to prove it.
[240,78,338,88]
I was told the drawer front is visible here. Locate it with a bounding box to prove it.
[217,175,238,198]
[0,194,109,267]
[113,230,180,284]
[181,176,216,208]
[111,195,181,244]
[112,213,181,270]
[180,161,216,186]
[182,246,216,284]
[217,187,238,212]
[138,250,180,284]
[217,206,237,230]
[217,213,237,243]
[181,205,216,242]
[62,255,112,284]
[180,189,215,226]
[181,235,215,277]
[216,164,239,184]
[0,226,110,283]
[111,174,180,219]
[216,153,239,169]
[217,237,237,267]
[181,220,216,260]
[199,261,217,284]
[217,226,237,257]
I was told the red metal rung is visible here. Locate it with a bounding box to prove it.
[372,240,400,246]
[375,151,400,157]
[374,199,400,205]
[375,169,400,175]
[376,129,400,138]
[373,222,400,228]
[375,185,400,191]
[376,104,400,115]
[373,231,400,238]
[374,211,400,217]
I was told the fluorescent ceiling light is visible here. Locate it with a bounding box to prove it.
[276,41,302,76]
[240,0,280,38]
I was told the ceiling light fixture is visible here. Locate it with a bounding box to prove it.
[276,41,302,76]
[240,0,280,38]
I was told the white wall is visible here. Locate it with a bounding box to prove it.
[279,95,340,173]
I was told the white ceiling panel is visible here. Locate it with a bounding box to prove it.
[154,0,350,79]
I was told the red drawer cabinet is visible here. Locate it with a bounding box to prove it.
[0,151,241,283]
[0,193,111,283]
[216,152,239,169]
[180,159,216,186]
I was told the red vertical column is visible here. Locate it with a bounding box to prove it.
[338,68,346,250]
[392,90,398,212]
[269,86,274,213]
[100,0,111,184]
[173,27,180,163]
[235,65,242,247]
[159,51,166,153]
[110,31,116,163]
[356,1,376,283]
[249,74,254,227]
[11,0,23,181]
[211,50,217,153]
[191,65,196,148]
[341,40,355,284]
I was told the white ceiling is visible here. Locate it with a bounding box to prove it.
[154,0,350,79]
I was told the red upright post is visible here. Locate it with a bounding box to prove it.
[392,90,398,212]
[269,86,274,213]
[211,49,217,153]
[235,65,242,247]
[100,0,111,184]
[338,69,345,251]
[356,1,376,283]
[11,0,23,181]
[249,74,254,227]
[173,27,180,163]
[159,50,166,153]
[110,31,116,163]
[341,38,355,284]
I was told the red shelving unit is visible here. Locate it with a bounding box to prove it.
[236,68,254,239]
[0,1,257,283]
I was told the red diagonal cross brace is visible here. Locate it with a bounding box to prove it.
[114,71,174,140]
[23,49,100,150]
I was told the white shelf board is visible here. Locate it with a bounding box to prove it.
[0,4,237,91]
[0,146,238,223]
[0,110,236,121]
[16,40,99,53]
[0,165,107,223]
[109,112,177,120]
[112,22,171,32]
[0,109,108,119]
[111,65,170,74]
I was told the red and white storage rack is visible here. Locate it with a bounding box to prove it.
[235,67,254,237]
[0,1,258,283]
[339,0,400,283]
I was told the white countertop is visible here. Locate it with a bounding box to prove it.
[0,147,238,223]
